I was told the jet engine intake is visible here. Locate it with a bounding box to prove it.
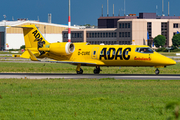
[47,42,75,55]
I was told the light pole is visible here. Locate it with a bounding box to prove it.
[3,15,6,26]
[68,0,71,42]
[3,15,6,51]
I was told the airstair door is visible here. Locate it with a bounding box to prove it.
[91,47,98,59]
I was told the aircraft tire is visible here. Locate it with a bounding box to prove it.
[155,68,160,75]
[77,68,83,74]
[93,68,100,74]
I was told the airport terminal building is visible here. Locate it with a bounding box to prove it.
[63,13,180,47]
[0,20,79,50]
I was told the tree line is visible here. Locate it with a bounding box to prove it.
[153,34,180,48]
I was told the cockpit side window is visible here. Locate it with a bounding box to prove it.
[135,47,154,53]
[135,48,140,52]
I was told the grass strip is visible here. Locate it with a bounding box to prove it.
[0,79,180,119]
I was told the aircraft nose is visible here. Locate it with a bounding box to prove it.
[170,59,176,65]
[165,57,176,65]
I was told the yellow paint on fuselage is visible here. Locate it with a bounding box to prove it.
[40,43,176,67]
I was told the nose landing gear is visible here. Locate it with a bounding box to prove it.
[76,64,83,74]
[155,68,160,75]
[77,68,83,74]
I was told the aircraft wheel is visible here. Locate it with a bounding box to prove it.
[93,67,101,74]
[77,68,83,74]
[155,68,160,75]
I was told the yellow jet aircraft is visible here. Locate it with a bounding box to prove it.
[15,25,176,75]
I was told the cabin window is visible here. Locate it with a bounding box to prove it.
[93,51,96,55]
[107,51,110,55]
[136,47,154,53]
[100,51,103,55]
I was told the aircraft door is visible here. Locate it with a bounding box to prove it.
[91,47,99,59]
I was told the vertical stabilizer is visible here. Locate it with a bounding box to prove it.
[20,25,50,58]
[22,25,49,49]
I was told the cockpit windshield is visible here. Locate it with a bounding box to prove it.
[135,47,154,53]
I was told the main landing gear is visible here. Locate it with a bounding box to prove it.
[76,64,102,74]
[155,68,160,75]
[93,66,102,74]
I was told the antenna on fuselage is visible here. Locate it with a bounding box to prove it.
[68,0,71,42]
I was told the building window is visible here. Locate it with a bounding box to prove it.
[119,23,121,28]
[100,33,102,37]
[119,23,130,29]
[119,32,131,38]
[125,32,127,37]
[95,33,97,38]
[106,33,108,37]
[80,33,82,38]
[122,23,124,28]
[114,32,117,37]
[92,33,94,38]
[125,23,127,28]
[119,32,121,37]
[103,33,106,37]
[90,33,92,38]
[77,33,79,38]
[128,32,130,37]
[72,33,75,38]
[174,23,178,28]
[147,22,152,37]
[161,22,167,40]
[109,32,111,37]
[128,23,130,28]
[122,32,124,37]
[63,33,67,38]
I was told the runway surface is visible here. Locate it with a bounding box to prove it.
[0,73,180,80]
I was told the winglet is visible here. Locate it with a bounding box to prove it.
[27,49,39,61]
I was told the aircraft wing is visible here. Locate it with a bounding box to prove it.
[29,59,100,65]
[47,60,97,65]
[27,49,103,65]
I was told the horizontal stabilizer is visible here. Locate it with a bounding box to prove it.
[20,51,30,59]
[27,49,39,61]
[6,25,34,29]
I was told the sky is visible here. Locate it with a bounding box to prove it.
[0,0,179,26]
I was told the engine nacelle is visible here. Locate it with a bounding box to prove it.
[49,42,75,55]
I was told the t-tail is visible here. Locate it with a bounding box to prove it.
[20,25,75,60]
[20,25,50,59]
